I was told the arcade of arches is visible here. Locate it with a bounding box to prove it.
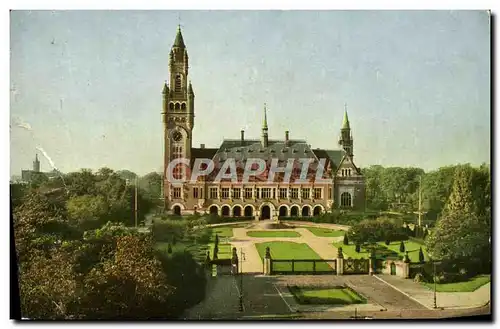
[201,204,324,219]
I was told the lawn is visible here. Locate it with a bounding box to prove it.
[289,286,367,305]
[155,224,236,262]
[379,240,429,262]
[332,242,370,259]
[422,274,491,292]
[305,227,345,237]
[255,241,333,272]
[247,230,301,238]
[211,226,234,238]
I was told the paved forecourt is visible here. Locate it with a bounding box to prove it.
[230,223,344,273]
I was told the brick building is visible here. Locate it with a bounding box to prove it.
[162,27,365,219]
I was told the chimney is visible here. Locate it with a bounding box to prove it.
[241,130,245,144]
[200,144,205,149]
[285,130,289,146]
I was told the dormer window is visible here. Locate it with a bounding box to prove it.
[282,148,288,153]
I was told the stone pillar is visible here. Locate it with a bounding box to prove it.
[369,248,376,275]
[231,247,239,275]
[337,247,344,275]
[403,251,411,278]
[263,247,272,275]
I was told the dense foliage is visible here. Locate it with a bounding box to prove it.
[425,165,491,279]
[12,168,207,319]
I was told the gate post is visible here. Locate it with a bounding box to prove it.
[263,247,272,275]
[337,247,344,275]
[231,247,239,275]
[403,251,411,278]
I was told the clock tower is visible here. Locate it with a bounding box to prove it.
[162,26,195,205]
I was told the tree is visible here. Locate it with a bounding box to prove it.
[399,241,405,253]
[167,243,172,254]
[442,165,476,216]
[214,233,219,247]
[425,166,491,269]
[79,235,173,319]
[19,250,78,319]
[343,233,349,245]
[67,195,108,230]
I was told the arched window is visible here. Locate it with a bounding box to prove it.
[181,103,186,111]
[244,206,253,217]
[175,74,182,92]
[341,192,352,207]
[209,205,218,215]
[175,103,180,110]
[221,205,230,217]
[169,103,174,110]
[233,206,242,217]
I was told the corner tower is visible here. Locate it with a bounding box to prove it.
[338,104,353,157]
[162,26,195,203]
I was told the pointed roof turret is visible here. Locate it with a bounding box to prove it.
[173,25,186,48]
[188,81,194,96]
[342,103,350,129]
[162,82,169,94]
[263,103,268,130]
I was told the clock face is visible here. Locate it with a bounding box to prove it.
[173,131,183,142]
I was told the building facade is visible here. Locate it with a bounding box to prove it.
[162,27,365,220]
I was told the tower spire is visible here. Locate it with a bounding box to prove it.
[342,103,350,129]
[173,25,186,48]
[263,103,268,129]
[262,103,269,148]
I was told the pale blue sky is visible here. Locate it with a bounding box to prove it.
[10,10,490,176]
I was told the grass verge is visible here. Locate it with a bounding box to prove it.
[422,274,491,292]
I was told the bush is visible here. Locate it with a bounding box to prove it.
[157,251,207,318]
[167,243,172,254]
[385,239,390,245]
[343,233,349,245]
[399,241,405,253]
[355,244,361,253]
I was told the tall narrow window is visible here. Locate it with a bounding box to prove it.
[314,188,322,199]
[193,187,199,199]
[175,74,182,92]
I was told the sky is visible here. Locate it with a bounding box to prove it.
[9,10,490,177]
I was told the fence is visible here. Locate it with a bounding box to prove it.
[270,259,337,275]
[342,258,370,275]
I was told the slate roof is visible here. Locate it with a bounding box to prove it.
[173,27,186,48]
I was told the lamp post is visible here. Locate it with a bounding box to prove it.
[429,256,439,309]
[239,248,245,312]
[433,260,437,309]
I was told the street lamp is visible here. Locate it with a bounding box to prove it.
[429,256,440,309]
[239,248,245,312]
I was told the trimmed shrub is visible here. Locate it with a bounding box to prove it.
[167,243,172,254]
[343,233,349,245]
[399,241,405,253]
[418,247,425,263]
[355,244,361,253]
